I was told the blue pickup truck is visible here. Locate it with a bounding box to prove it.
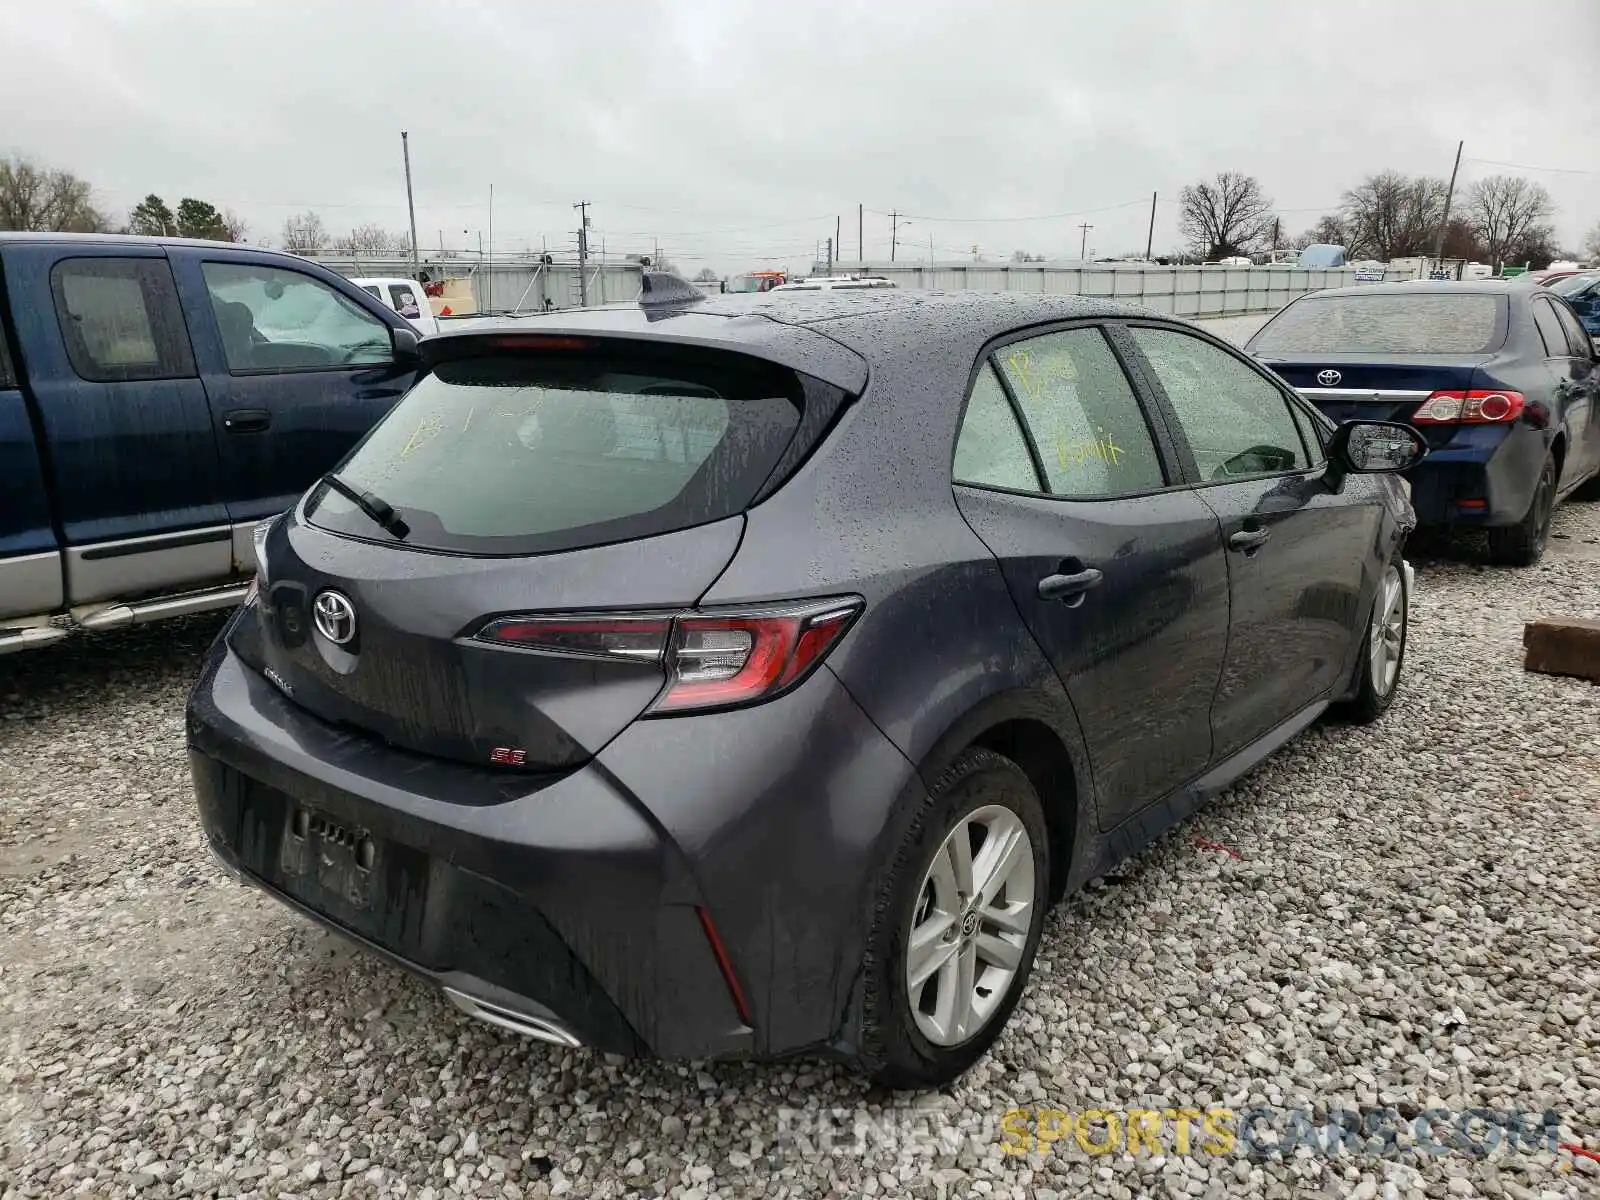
[0,234,425,653]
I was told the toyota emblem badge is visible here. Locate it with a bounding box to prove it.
[1316,369,1342,387]
[312,590,357,645]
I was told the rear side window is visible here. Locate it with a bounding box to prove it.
[0,321,14,388]
[953,364,1042,492]
[49,257,196,382]
[388,284,423,317]
[306,344,818,555]
[1250,293,1505,355]
[994,327,1166,498]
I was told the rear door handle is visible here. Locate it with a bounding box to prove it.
[1037,566,1103,604]
[222,408,271,433]
[1228,528,1271,553]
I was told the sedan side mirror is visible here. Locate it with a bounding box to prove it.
[1325,420,1428,491]
[392,326,421,362]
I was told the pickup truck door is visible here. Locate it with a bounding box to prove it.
[167,249,423,548]
[0,315,63,621]
[0,242,231,609]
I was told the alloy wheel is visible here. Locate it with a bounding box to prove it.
[905,804,1036,1047]
[1368,563,1405,697]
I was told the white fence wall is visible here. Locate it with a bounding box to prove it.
[831,262,1415,317]
[307,257,1418,318]
[308,256,646,313]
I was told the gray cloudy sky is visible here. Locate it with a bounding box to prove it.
[4,0,1597,273]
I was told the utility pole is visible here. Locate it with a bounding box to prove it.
[858,204,863,264]
[487,183,494,312]
[401,131,420,275]
[826,237,834,274]
[1077,222,1093,262]
[1432,140,1465,274]
[835,216,841,267]
[891,211,900,262]
[1145,191,1157,261]
[574,201,590,307]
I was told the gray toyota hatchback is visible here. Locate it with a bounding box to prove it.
[188,276,1423,1086]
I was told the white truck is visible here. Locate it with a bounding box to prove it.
[350,277,441,336]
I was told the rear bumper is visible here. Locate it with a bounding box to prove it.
[1402,425,1545,527]
[186,623,918,1061]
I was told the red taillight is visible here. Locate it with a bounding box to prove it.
[653,604,859,713]
[1411,390,1526,425]
[473,599,862,713]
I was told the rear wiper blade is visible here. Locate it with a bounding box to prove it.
[319,473,410,540]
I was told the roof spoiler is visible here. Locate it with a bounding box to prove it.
[639,269,707,309]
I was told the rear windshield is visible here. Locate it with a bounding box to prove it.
[1250,293,1506,355]
[305,344,811,555]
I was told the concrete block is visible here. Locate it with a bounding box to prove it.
[1523,618,1600,682]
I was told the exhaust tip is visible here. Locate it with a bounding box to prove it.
[442,987,583,1049]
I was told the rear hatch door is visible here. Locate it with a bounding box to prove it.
[244,334,852,770]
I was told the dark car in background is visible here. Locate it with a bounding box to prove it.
[1548,271,1600,344]
[1247,281,1600,564]
[188,280,1424,1087]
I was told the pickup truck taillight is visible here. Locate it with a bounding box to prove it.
[1410,390,1525,424]
[475,599,863,714]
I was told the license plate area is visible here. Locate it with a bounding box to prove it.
[280,806,379,911]
[235,779,432,953]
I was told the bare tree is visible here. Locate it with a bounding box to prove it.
[0,155,108,232]
[280,211,328,255]
[222,210,249,243]
[1466,175,1554,271]
[332,222,412,254]
[1177,172,1273,260]
[1297,214,1348,250]
[1585,221,1600,263]
[692,267,719,282]
[1340,172,1446,261]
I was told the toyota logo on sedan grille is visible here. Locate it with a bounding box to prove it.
[1317,369,1342,386]
[312,590,357,645]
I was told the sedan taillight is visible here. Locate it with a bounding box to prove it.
[475,599,863,714]
[1410,390,1525,424]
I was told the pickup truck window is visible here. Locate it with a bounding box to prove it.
[0,321,14,388]
[200,262,394,373]
[49,258,197,383]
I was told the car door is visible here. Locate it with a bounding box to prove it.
[0,244,230,604]
[168,249,422,534]
[950,323,1231,828]
[1122,322,1376,761]
[1545,295,1600,485]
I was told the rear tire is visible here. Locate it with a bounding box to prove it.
[1337,559,1407,725]
[1486,451,1556,566]
[858,748,1050,1089]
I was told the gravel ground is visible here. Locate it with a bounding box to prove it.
[4,421,1599,1196]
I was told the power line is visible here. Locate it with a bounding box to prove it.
[1464,157,1598,176]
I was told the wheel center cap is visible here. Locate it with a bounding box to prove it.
[959,910,980,938]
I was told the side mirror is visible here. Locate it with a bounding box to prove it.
[1325,420,1427,490]
[392,326,420,362]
